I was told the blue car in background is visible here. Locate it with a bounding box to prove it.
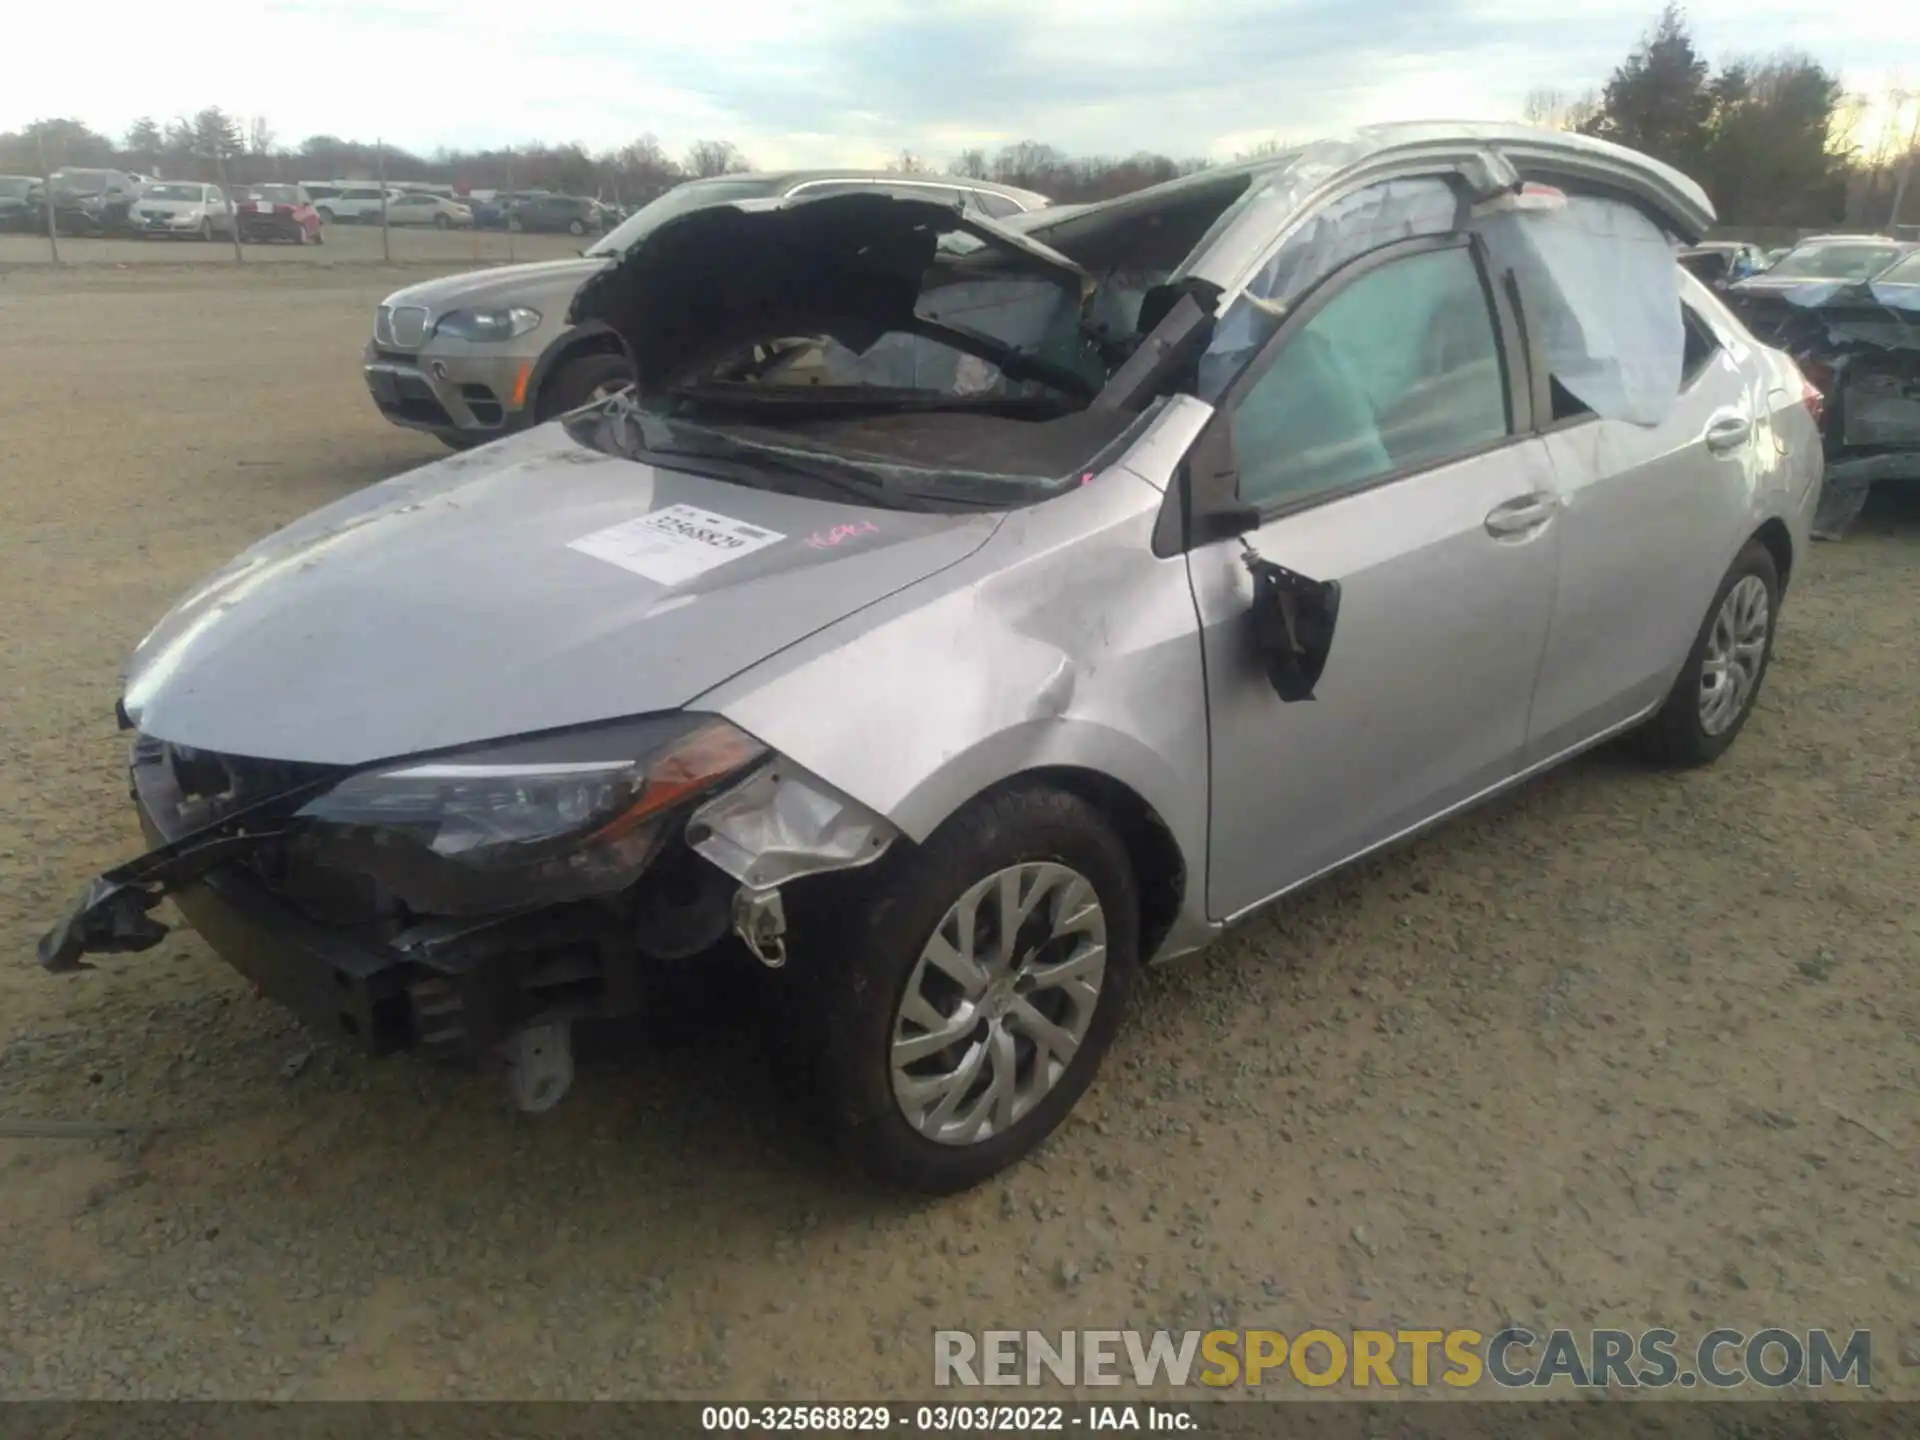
[466,190,551,230]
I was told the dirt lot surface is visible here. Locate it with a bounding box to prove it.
[1,262,1917,1403]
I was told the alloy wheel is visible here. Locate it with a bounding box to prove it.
[890,862,1108,1146]
[1698,574,1770,735]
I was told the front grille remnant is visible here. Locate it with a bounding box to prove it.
[374,305,429,349]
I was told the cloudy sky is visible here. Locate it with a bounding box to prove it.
[8,0,1917,167]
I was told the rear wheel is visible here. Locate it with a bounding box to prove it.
[434,213,451,230]
[797,786,1140,1193]
[535,352,634,420]
[567,217,587,236]
[1632,539,1780,767]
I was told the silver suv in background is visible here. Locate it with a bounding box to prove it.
[362,171,1050,448]
[312,184,404,224]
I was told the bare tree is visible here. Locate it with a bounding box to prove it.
[684,139,749,177]
[888,149,927,173]
[1233,135,1290,160]
[246,116,276,156]
[1523,86,1599,131]
[950,148,989,180]
[1523,88,1566,126]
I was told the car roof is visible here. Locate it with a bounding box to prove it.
[710,170,1052,208]
[1004,121,1719,293]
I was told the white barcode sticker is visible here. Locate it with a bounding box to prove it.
[568,504,785,585]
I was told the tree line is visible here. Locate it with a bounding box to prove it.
[1525,4,1915,231]
[2,6,1914,228]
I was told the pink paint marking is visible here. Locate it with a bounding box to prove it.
[803,520,882,550]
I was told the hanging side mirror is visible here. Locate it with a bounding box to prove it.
[1242,549,1341,703]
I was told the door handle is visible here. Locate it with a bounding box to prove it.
[1484,491,1558,537]
[1704,412,1753,454]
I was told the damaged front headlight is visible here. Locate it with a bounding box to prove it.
[292,714,765,914]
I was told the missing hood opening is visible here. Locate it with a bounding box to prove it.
[568,192,1095,398]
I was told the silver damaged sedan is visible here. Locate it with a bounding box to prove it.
[43,123,1825,1191]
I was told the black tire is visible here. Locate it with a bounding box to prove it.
[316,206,335,224]
[535,352,634,420]
[197,219,212,242]
[312,226,324,246]
[436,432,482,452]
[796,785,1140,1193]
[434,213,451,230]
[1632,538,1781,768]
[567,217,586,236]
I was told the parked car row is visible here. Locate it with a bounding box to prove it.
[0,172,477,237]
[46,125,1834,1194]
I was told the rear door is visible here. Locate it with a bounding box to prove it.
[1522,289,1757,760]
[1191,233,1562,919]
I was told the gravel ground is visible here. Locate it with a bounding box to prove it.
[1,262,1917,1402]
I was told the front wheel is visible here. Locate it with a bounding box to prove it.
[1632,539,1781,767]
[535,352,634,419]
[197,219,212,242]
[567,217,586,236]
[434,213,451,230]
[316,207,335,224]
[799,786,1140,1193]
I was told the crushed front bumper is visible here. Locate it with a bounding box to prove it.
[39,737,646,1062]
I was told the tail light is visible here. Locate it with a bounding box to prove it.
[1796,361,1831,431]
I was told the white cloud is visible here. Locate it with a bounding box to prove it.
[4,0,1912,168]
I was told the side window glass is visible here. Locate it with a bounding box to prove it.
[1232,246,1510,508]
[1200,176,1461,400]
[1680,303,1721,385]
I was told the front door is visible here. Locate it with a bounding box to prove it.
[1192,235,1563,920]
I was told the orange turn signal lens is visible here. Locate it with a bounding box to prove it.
[587,720,766,843]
